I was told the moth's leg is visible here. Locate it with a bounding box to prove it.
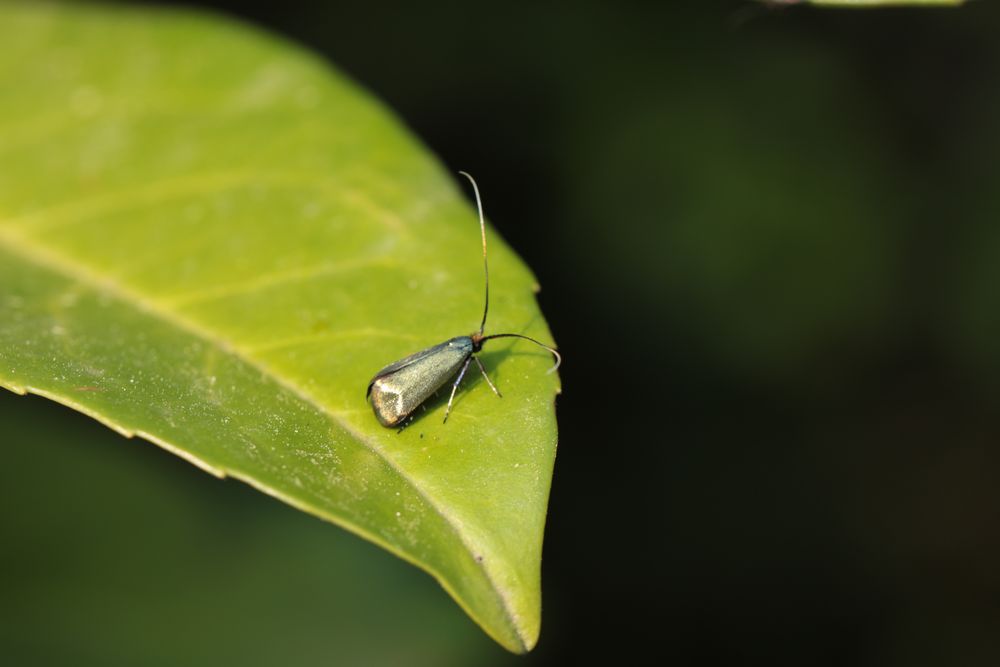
[473,356,502,398]
[443,357,473,424]
[396,414,414,434]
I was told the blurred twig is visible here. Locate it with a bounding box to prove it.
[761,0,964,6]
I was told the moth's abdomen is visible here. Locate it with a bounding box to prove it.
[368,378,411,427]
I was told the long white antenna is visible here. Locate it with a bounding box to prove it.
[481,332,562,373]
[458,171,489,336]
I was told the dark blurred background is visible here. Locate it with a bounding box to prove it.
[4,1,1000,665]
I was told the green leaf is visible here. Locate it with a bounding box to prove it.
[0,3,559,654]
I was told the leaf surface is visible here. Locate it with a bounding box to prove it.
[0,3,559,653]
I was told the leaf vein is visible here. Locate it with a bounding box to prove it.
[163,257,398,307]
[3,169,407,234]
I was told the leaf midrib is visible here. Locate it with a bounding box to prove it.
[0,220,528,651]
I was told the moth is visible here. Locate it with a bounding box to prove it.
[367,172,560,428]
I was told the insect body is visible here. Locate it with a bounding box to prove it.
[367,172,560,428]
